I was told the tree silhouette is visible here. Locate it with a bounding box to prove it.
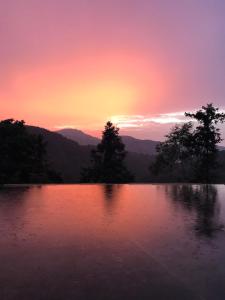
[0,119,62,184]
[151,104,225,182]
[150,122,194,182]
[185,103,225,182]
[81,121,134,183]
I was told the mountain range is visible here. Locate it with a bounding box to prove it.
[27,126,155,182]
[57,128,159,155]
[27,126,225,183]
[56,128,225,153]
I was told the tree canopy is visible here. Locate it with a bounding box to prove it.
[185,104,225,182]
[150,122,194,181]
[81,121,134,183]
[151,104,225,183]
[0,119,62,184]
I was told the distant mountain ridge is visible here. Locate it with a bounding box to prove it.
[57,128,160,155]
[22,125,225,183]
[57,128,225,154]
[27,126,153,182]
[121,136,159,155]
[57,128,99,146]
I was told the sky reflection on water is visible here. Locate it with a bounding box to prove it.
[0,184,225,300]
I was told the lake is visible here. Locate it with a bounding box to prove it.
[0,184,225,300]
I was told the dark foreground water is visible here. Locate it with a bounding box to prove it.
[0,184,225,300]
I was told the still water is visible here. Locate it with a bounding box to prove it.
[0,184,225,300]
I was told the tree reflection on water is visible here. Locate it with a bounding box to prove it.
[165,184,224,238]
[101,184,122,216]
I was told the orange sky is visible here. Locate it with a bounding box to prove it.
[1,0,225,140]
[1,50,166,128]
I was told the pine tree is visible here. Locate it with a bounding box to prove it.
[81,121,134,183]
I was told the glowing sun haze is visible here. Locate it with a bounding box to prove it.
[1,0,225,140]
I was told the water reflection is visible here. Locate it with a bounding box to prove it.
[0,186,31,217]
[0,186,44,231]
[102,184,121,215]
[1,184,225,299]
[0,186,30,201]
[166,184,224,238]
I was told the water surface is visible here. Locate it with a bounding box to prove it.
[0,184,225,300]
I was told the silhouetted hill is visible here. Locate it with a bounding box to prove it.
[121,136,159,155]
[57,128,99,145]
[57,128,159,155]
[126,152,154,182]
[57,128,225,155]
[27,126,91,182]
[26,126,225,183]
[27,126,152,182]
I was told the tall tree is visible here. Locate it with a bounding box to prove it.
[151,104,225,183]
[185,104,225,182]
[0,119,62,184]
[81,121,134,183]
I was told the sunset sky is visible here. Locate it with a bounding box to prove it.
[1,0,225,141]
